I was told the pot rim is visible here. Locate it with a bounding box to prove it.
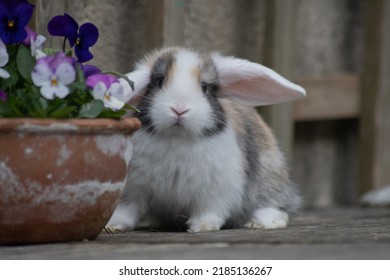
[0,118,141,135]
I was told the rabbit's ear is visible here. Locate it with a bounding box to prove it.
[120,66,151,103]
[212,54,306,106]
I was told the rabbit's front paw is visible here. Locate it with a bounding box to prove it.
[245,207,288,229]
[105,205,138,232]
[187,215,223,233]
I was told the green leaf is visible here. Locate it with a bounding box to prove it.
[1,69,19,89]
[47,97,68,113]
[16,45,36,82]
[78,99,104,118]
[16,89,33,111]
[75,62,86,83]
[13,88,41,117]
[31,96,43,111]
[39,97,48,110]
[42,48,73,56]
[42,48,56,55]
[50,106,77,118]
[0,102,11,116]
[1,90,25,117]
[124,103,140,113]
[69,81,87,92]
[99,108,127,119]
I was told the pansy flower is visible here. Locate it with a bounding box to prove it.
[31,52,76,100]
[30,35,47,59]
[22,26,35,46]
[86,73,126,111]
[23,26,47,58]
[0,90,7,101]
[82,64,101,78]
[0,0,35,44]
[47,13,99,63]
[0,39,10,79]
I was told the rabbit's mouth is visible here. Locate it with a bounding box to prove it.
[162,120,203,139]
[173,117,185,127]
[170,121,187,133]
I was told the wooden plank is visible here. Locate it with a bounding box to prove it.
[145,0,185,48]
[145,0,164,50]
[33,0,66,48]
[260,0,300,155]
[162,0,185,47]
[293,74,360,121]
[1,208,390,259]
[29,0,37,30]
[359,0,390,193]
[2,243,390,260]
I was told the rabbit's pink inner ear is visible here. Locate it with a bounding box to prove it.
[213,55,306,106]
[220,75,306,106]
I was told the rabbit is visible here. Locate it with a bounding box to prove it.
[361,186,390,207]
[107,48,306,233]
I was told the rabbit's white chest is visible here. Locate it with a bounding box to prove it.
[128,126,245,217]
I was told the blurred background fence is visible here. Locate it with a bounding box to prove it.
[31,0,390,209]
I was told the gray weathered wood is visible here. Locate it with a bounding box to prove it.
[359,0,390,193]
[32,0,66,48]
[1,208,389,259]
[163,0,185,47]
[145,0,185,48]
[294,74,360,121]
[145,0,164,50]
[260,0,300,156]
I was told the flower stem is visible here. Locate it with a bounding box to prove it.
[62,37,67,52]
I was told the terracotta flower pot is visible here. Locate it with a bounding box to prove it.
[0,118,141,245]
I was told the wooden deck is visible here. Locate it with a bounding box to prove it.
[1,207,389,260]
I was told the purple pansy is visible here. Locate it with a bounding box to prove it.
[0,0,35,44]
[35,51,74,70]
[82,64,101,78]
[22,26,36,46]
[86,73,126,111]
[22,26,46,58]
[47,13,99,63]
[86,73,118,89]
[0,90,7,101]
[31,52,76,100]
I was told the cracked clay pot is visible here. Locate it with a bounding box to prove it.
[0,118,140,245]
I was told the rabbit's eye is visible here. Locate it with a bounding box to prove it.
[201,81,208,93]
[156,76,165,88]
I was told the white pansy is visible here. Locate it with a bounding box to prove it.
[119,77,135,103]
[31,35,47,59]
[0,39,10,79]
[32,62,76,100]
[93,81,125,111]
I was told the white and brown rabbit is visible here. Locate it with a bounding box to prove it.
[108,48,306,232]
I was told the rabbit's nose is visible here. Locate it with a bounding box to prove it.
[171,107,190,116]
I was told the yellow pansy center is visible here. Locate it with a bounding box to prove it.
[104,93,111,101]
[7,20,15,28]
[76,38,81,45]
[51,77,58,86]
